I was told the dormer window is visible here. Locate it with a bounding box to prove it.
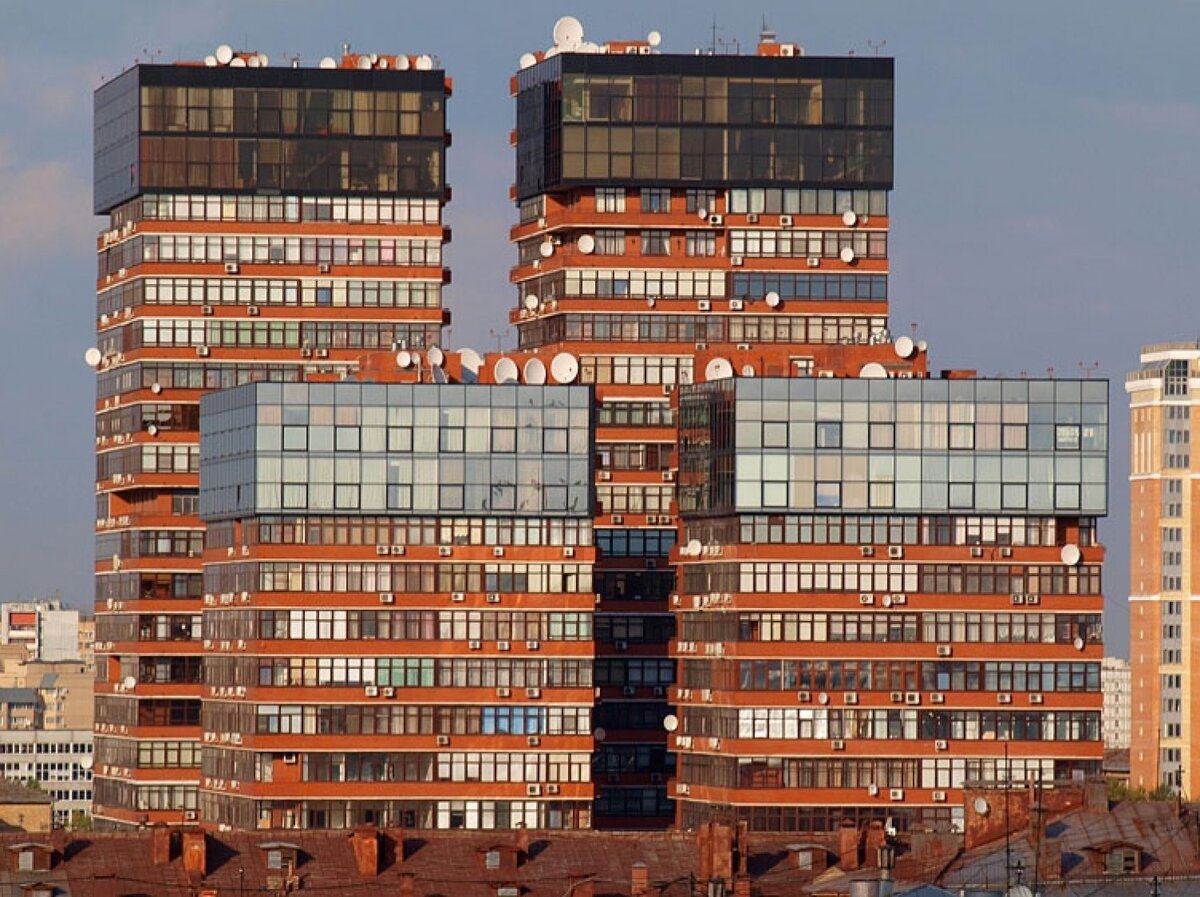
[1106,846,1141,875]
[259,841,300,875]
[485,850,501,870]
[18,851,33,872]
[9,844,52,874]
[21,883,53,897]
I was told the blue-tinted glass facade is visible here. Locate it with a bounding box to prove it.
[679,377,1109,516]
[200,382,594,520]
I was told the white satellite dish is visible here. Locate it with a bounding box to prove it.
[647,30,662,47]
[765,291,781,308]
[229,57,246,67]
[705,357,734,381]
[122,676,137,691]
[396,55,411,70]
[1073,636,1086,651]
[894,336,916,359]
[204,55,218,67]
[741,364,756,377]
[80,756,94,771]
[593,727,607,742]
[247,54,261,68]
[550,352,580,383]
[523,357,547,384]
[84,347,102,368]
[319,56,337,69]
[696,208,708,220]
[539,241,554,258]
[685,539,702,557]
[356,55,372,70]
[1061,543,1081,566]
[459,348,483,374]
[918,339,928,352]
[396,351,413,369]
[579,41,601,53]
[258,53,269,66]
[519,52,538,69]
[494,357,520,384]
[973,797,990,816]
[150,382,163,394]
[215,44,234,65]
[840,246,856,264]
[378,57,389,69]
[416,54,434,70]
[842,209,858,227]
[577,234,595,254]
[553,15,585,47]
[860,362,888,379]
[369,53,379,64]
[427,346,445,367]
[523,294,539,311]
[544,45,562,59]
[147,424,159,437]
[663,713,679,732]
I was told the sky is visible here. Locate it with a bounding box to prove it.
[2,0,1198,657]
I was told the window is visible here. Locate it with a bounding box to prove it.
[594,230,625,256]
[641,188,670,213]
[686,231,716,257]
[686,189,716,214]
[816,422,842,449]
[597,188,626,213]
[641,230,670,256]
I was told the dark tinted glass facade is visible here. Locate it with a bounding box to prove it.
[95,65,447,213]
[516,54,892,200]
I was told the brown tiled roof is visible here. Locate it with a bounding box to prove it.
[0,782,52,805]
[0,828,827,897]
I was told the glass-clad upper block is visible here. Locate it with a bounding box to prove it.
[678,377,1109,516]
[200,382,594,521]
[95,64,448,213]
[516,54,893,200]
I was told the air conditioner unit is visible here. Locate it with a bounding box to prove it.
[615,640,628,651]
[623,685,637,696]
[496,687,511,697]
[677,783,690,795]
[1026,594,1040,606]
[526,687,541,698]
[708,214,723,226]
[196,346,210,357]
[729,299,744,311]
[860,545,875,557]
[469,640,482,650]
[390,545,405,556]
[526,640,540,651]
[364,686,379,697]
[937,645,952,657]
[868,783,880,796]
[746,213,759,223]
[599,471,612,481]
[890,593,907,605]
[831,740,846,751]
[201,305,214,316]
[888,546,904,559]
[905,692,921,705]
[731,256,744,267]
[436,735,451,746]
[933,790,947,802]
[807,257,820,267]
[612,514,624,524]
[930,693,945,704]
[486,593,501,604]
[1000,546,1013,557]
[318,262,331,273]
[1030,693,1045,704]
[315,347,330,359]
[662,471,675,482]
[697,300,712,312]
[935,739,949,751]
[662,383,675,394]
[646,515,658,525]
[859,593,874,606]
[185,810,199,821]
[890,691,904,703]
[247,306,260,316]
[563,546,576,558]
[526,784,542,796]
[282,753,298,765]
[1011,594,1026,605]
[438,546,452,557]
[376,545,390,556]
[382,687,395,698]
[528,736,541,746]
[653,686,665,697]
[677,736,693,749]
[889,789,905,801]
[300,347,313,357]
[844,692,858,705]
[224,262,239,274]
[379,592,395,604]
[797,691,811,703]
[970,546,983,557]
[781,214,795,226]
[451,592,465,602]
[998,693,1013,704]
[498,640,511,651]
[493,546,505,557]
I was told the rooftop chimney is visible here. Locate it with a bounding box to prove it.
[569,871,595,897]
[631,861,649,897]
[151,823,174,866]
[398,871,416,897]
[351,825,379,877]
[182,829,207,880]
[839,819,862,871]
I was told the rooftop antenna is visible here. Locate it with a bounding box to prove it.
[489,328,509,354]
[1078,360,1099,379]
[759,17,777,44]
[867,39,887,57]
[708,18,720,54]
[343,41,351,57]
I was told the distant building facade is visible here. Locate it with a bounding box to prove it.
[0,599,81,662]
[1102,657,1131,749]
[1127,343,1199,793]
[0,730,93,827]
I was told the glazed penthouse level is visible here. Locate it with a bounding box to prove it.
[91,48,451,828]
[197,381,597,831]
[672,376,1108,834]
